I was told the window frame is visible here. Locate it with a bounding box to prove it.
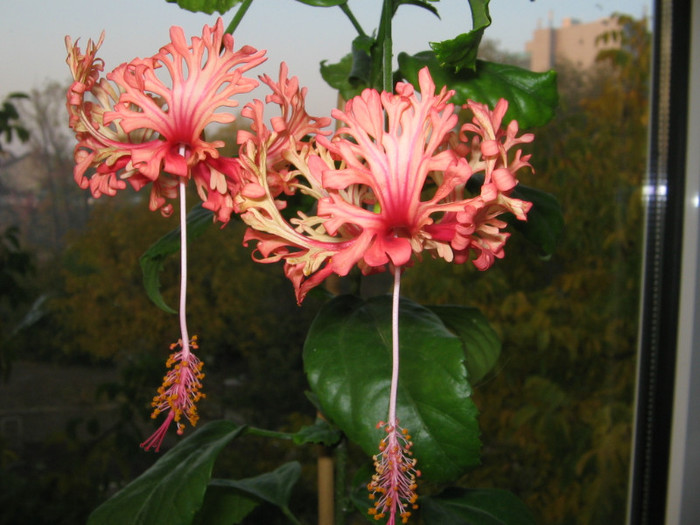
[628,0,697,523]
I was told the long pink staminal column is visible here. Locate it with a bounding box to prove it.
[390,265,401,426]
[64,20,266,449]
[141,146,205,452]
[366,266,420,524]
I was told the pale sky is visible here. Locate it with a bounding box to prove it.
[1,0,649,116]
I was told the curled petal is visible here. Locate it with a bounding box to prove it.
[235,67,535,301]
[65,19,265,221]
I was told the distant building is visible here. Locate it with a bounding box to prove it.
[525,16,620,72]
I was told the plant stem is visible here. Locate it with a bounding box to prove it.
[245,426,294,440]
[389,265,401,425]
[379,0,393,92]
[338,3,366,37]
[225,0,254,34]
[334,437,349,525]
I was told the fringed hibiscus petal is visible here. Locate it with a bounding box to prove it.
[234,66,536,301]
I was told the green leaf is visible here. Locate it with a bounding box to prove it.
[88,421,245,525]
[292,418,343,446]
[431,31,484,73]
[303,295,481,482]
[348,463,376,519]
[465,174,564,257]
[509,184,564,257]
[398,51,559,129]
[467,0,492,30]
[320,54,364,101]
[193,486,259,525]
[427,305,500,384]
[393,0,440,18]
[294,0,347,6]
[207,462,302,510]
[430,0,490,72]
[139,204,215,314]
[349,35,374,88]
[319,35,374,101]
[420,487,537,525]
[165,0,243,14]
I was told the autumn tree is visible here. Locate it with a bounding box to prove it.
[402,14,650,525]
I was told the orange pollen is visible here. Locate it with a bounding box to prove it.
[147,336,205,433]
[367,420,420,524]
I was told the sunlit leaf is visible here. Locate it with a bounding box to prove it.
[87,421,245,525]
[165,0,243,14]
[139,204,215,314]
[303,295,481,482]
[427,305,500,384]
[398,51,558,129]
[431,31,484,72]
[421,487,537,525]
[429,0,490,72]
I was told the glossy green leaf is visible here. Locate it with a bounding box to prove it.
[509,184,564,257]
[87,421,245,525]
[303,295,481,482]
[421,487,537,525]
[139,204,215,314]
[292,418,343,446]
[193,486,259,525]
[398,51,558,129]
[165,0,242,14]
[207,462,302,509]
[430,0,490,72]
[427,305,500,384]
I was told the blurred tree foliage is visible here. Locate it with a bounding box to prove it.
[0,93,29,155]
[403,14,649,525]
[1,13,650,525]
[0,226,35,377]
[2,189,324,523]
